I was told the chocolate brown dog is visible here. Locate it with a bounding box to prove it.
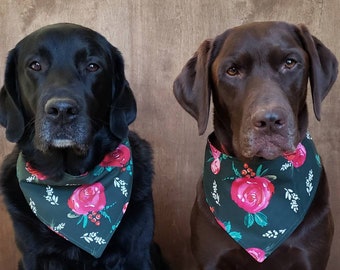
[174,21,338,269]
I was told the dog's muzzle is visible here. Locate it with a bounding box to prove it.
[34,97,91,152]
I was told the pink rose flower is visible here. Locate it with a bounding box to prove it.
[100,144,131,167]
[122,202,129,214]
[283,143,306,168]
[25,162,47,180]
[246,247,266,263]
[231,176,274,214]
[209,142,221,174]
[211,158,221,174]
[68,183,106,215]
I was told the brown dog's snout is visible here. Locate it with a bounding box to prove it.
[251,108,286,133]
[45,98,79,123]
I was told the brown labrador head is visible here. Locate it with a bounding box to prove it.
[174,21,338,160]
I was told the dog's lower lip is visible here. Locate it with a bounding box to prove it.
[283,150,296,156]
[51,139,76,148]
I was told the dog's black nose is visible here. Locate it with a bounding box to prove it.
[45,98,79,123]
[252,109,286,132]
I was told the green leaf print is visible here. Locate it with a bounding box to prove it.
[244,213,255,228]
[254,212,268,227]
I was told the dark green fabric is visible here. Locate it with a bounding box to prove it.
[203,133,321,263]
[17,139,133,258]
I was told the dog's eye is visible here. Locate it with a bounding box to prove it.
[86,63,100,72]
[284,58,297,69]
[226,66,239,76]
[29,61,42,71]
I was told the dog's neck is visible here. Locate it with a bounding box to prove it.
[207,132,227,154]
[212,113,236,156]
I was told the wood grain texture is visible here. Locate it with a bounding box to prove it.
[0,1,339,269]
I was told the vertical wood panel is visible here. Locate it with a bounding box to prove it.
[0,1,339,269]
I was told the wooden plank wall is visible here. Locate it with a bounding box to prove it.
[0,1,339,269]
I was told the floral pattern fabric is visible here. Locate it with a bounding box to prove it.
[17,139,133,258]
[203,133,322,263]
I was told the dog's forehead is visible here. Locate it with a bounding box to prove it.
[16,24,108,59]
[217,22,302,57]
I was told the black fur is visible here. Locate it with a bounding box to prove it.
[0,23,166,270]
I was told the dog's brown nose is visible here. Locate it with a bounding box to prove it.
[252,109,286,132]
[45,98,79,123]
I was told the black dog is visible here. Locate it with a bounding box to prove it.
[0,23,164,270]
[174,22,338,269]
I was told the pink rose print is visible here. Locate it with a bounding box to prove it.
[283,143,306,168]
[25,162,47,180]
[231,175,274,214]
[211,158,221,175]
[209,142,221,174]
[68,183,106,215]
[100,144,131,167]
[122,202,129,214]
[246,247,266,263]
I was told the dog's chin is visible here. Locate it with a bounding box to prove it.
[235,131,298,161]
[35,138,89,155]
[51,139,76,148]
[254,148,287,160]
[52,139,88,153]
[239,142,296,161]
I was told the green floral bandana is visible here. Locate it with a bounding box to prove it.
[203,133,321,263]
[17,139,133,258]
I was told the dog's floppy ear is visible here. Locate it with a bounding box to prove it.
[109,47,137,140]
[0,49,25,142]
[173,39,212,135]
[297,24,338,121]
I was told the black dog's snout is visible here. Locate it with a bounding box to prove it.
[45,98,79,123]
[252,109,286,132]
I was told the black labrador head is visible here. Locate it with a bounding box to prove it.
[0,23,136,154]
[174,21,338,160]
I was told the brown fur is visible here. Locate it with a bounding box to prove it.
[174,21,338,269]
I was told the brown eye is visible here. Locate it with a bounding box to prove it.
[29,61,42,71]
[226,66,239,76]
[86,63,100,72]
[285,58,296,69]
